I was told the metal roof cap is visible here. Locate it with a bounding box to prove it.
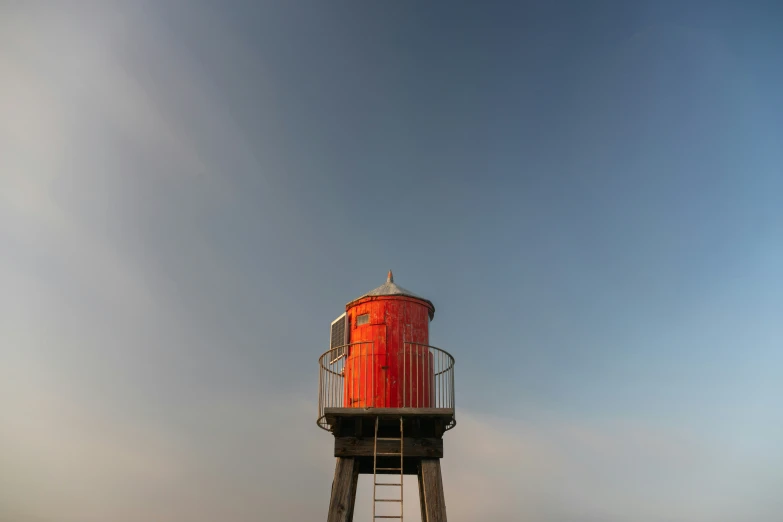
[347,270,435,319]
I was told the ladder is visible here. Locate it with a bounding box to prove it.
[373,416,404,520]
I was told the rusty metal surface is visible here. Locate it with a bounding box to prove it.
[345,290,431,408]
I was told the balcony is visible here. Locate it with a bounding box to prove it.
[318,341,455,431]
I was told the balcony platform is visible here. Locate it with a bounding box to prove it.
[323,407,454,474]
[324,407,455,421]
[318,342,455,434]
[324,407,454,436]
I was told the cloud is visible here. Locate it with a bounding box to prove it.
[0,381,334,522]
[0,354,779,522]
[441,410,782,522]
[0,376,190,522]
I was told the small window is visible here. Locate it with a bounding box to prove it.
[356,313,370,326]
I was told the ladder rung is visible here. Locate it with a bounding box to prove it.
[373,417,404,522]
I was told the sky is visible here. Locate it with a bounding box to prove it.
[1,1,782,521]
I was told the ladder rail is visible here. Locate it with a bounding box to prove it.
[373,417,378,521]
[399,417,403,520]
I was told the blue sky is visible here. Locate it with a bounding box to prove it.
[1,2,781,521]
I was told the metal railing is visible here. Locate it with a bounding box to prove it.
[317,341,456,431]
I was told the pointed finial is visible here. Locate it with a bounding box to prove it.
[387,270,394,283]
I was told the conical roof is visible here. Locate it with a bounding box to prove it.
[348,270,435,319]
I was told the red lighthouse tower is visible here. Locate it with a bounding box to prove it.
[319,272,455,522]
[343,270,435,409]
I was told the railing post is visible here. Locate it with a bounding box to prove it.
[318,344,455,430]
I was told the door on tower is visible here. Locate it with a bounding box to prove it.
[345,323,386,408]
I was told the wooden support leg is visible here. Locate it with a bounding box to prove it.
[418,463,428,522]
[418,459,447,522]
[327,457,359,522]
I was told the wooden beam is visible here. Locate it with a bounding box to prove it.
[355,457,420,475]
[325,408,455,436]
[419,459,447,522]
[334,437,443,458]
[327,458,359,522]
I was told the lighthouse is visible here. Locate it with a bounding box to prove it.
[318,271,455,522]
